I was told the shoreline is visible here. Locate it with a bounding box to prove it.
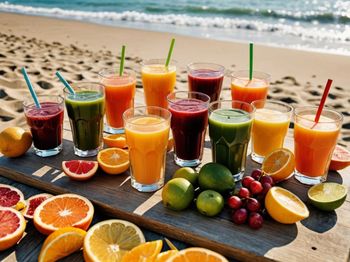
[0,12,349,147]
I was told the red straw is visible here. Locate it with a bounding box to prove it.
[314,79,333,123]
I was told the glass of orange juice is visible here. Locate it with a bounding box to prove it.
[141,59,176,108]
[99,69,136,134]
[231,70,270,104]
[123,106,171,192]
[251,100,293,164]
[294,106,343,185]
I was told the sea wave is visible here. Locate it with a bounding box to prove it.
[0,2,349,43]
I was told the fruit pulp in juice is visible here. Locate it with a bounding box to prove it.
[169,98,208,161]
[102,77,135,129]
[231,77,268,104]
[25,102,64,150]
[65,91,105,151]
[209,109,252,175]
[188,69,224,102]
[125,116,170,185]
[294,115,340,177]
[141,64,176,108]
[252,108,290,157]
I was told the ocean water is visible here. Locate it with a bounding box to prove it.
[0,0,349,55]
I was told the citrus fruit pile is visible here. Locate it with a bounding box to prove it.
[162,163,234,217]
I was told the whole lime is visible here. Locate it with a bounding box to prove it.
[198,163,234,193]
[162,178,195,211]
[196,190,224,217]
[173,167,199,186]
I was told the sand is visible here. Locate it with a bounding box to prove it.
[0,12,349,148]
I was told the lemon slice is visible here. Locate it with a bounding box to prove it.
[83,219,145,262]
[308,182,347,211]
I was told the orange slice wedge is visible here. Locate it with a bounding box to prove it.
[262,148,295,182]
[103,134,127,149]
[97,148,129,175]
[121,240,163,262]
[168,247,228,262]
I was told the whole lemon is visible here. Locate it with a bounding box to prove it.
[0,127,32,157]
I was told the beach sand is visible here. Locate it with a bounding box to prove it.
[0,12,349,148]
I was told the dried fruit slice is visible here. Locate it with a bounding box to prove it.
[62,160,99,181]
[33,194,94,235]
[38,227,86,262]
[22,193,53,219]
[84,219,145,262]
[168,247,228,262]
[329,145,350,171]
[121,240,163,262]
[0,207,26,251]
[0,184,25,210]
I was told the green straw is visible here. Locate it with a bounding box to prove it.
[119,45,126,76]
[249,42,254,80]
[165,38,175,67]
[21,67,41,108]
[55,71,75,94]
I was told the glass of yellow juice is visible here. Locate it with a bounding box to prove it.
[123,106,171,192]
[251,100,293,164]
[141,59,176,108]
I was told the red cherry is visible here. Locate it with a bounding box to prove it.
[228,196,243,209]
[250,181,263,195]
[248,212,264,229]
[242,176,255,188]
[232,208,248,225]
[238,187,250,198]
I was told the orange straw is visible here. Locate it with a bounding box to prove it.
[314,79,333,123]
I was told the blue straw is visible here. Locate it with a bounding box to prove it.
[55,71,75,94]
[21,67,41,108]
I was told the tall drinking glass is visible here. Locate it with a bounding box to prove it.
[64,82,105,157]
[99,69,136,134]
[251,100,293,164]
[141,59,176,108]
[168,91,210,167]
[187,62,225,102]
[23,95,64,157]
[294,106,343,185]
[209,100,255,181]
[231,70,270,104]
[124,106,171,192]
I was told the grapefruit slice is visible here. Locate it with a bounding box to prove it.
[0,184,25,210]
[62,160,98,181]
[33,193,94,235]
[0,207,26,251]
[329,145,350,171]
[22,193,53,220]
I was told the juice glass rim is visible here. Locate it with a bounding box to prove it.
[252,99,293,113]
[98,68,136,80]
[231,70,271,82]
[187,62,225,75]
[63,82,105,100]
[294,106,343,124]
[123,106,171,126]
[167,91,210,107]
[23,94,64,109]
[141,58,177,67]
[209,100,256,115]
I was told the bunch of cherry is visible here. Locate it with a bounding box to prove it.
[227,169,274,230]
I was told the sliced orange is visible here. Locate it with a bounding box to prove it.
[168,247,228,262]
[265,186,309,224]
[329,145,350,171]
[121,240,163,262]
[33,193,94,235]
[103,134,127,149]
[38,227,86,262]
[262,148,295,182]
[0,207,26,251]
[156,250,178,262]
[97,148,129,175]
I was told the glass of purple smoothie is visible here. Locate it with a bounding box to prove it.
[187,63,225,102]
[23,95,64,157]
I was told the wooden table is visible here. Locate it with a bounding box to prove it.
[0,128,349,262]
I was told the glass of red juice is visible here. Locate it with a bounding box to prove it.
[23,95,64,157]
[187,63,225,102]
[167,91,210,167]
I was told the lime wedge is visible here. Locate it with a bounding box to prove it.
[308,182,347,211]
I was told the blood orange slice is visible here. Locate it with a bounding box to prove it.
[0,184,25,210]
[0,207,26,251]
[62,160,98,181]
[22,193,53,220]
[329,145,350,171]
[33,194,94,235]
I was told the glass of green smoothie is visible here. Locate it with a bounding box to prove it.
[64,82,105,157]
[209,100,255,181]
